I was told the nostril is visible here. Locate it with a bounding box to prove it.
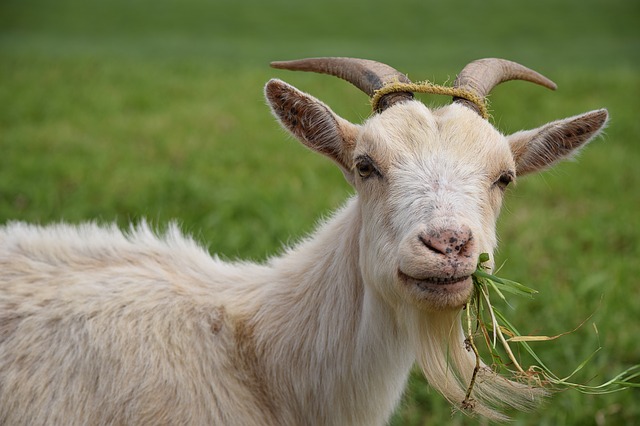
[419,227,475,258]
[419,235,447,255]
[458,234,474,258]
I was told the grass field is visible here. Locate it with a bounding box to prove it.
[1,0,639,424]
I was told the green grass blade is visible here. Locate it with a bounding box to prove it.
[473,267,538,298]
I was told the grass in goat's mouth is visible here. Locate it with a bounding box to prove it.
[461,253,640,412]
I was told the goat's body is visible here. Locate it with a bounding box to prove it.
[0,200,413,425]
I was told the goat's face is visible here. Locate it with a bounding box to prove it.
[355,102,510,310]
[265,76,607,311]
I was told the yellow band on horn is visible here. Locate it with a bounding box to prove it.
[371,81,490,119]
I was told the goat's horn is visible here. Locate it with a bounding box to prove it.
[453,58,557,116]
[271,57,414,113]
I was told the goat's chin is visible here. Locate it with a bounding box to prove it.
[397,271,473,311]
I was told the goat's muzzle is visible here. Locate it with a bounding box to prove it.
[397,225,477,310]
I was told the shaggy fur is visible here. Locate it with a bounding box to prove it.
[0,77,607,425]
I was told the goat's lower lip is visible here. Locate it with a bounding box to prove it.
[397,270,472,293]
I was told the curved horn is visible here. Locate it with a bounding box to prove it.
[271,57,413,112]
[453,58,557,116]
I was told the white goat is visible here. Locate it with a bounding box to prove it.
[0,57,607,425]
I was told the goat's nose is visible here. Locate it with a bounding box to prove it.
[419,226,475,259]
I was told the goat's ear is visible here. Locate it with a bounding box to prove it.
[265,79,359,183]
[507,109,608,176]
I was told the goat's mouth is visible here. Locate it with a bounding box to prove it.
[397,269,472,303]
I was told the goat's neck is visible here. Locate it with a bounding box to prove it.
[250,197,414,424]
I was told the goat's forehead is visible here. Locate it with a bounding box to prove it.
[357,102,512,170]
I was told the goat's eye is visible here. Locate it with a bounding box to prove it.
[357,162,374,178]
[355,156,379,179]
[495,172,514,190]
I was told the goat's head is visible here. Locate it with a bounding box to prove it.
[265,57,608,312]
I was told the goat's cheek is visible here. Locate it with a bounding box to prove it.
[477,195,502,251]
[359,222,402,303]
[360,251,399,305]
[488,191,503,215]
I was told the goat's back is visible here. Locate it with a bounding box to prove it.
[0,222,271,425]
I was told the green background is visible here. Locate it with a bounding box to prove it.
[1,0,638,424]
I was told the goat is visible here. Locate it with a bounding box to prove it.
[0,57,608,425]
